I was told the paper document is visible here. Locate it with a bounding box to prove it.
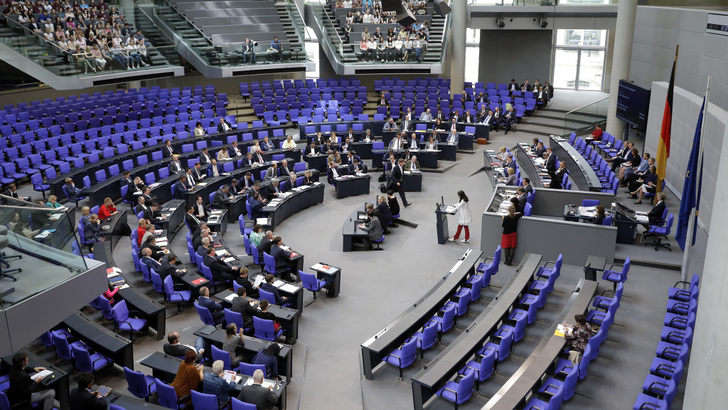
[215,250,227,256]
[273,280,285,288]
[444,205,456,213]
[49,213,63,221]
[256,218,269,225]
[254,276,265,287]
[225,293,236,302]
[32,370,53,381]
[280,284,299,293]
[223,257,236,263]
[636,215,649,223]
[556,324,572,337]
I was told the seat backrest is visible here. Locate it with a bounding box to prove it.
[238,362,266,376]
[71,345,91,371]
[224,308,244,330]
[194,302,215,326]
[259,288,276,305]
[231,397,257,410]
[211,345,232,370]
[191,391,218,409]
[253,316,276,341]
[112,299,130,322]
[52,331,73,359]
[493,246,501,274]
[155,378,178,409]
[151,270,164,293]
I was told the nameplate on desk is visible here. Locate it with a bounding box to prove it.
[191,278,209,285]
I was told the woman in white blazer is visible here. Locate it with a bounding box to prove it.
[449,190,472,243]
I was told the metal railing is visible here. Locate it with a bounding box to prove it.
[470,0,618,5]
[563,96,608,136]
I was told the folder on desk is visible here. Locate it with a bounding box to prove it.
[31,370,53,382]
[198,325,216,335]
[191,278,209,285]
[256,218,269,225]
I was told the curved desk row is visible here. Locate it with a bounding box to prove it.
[482,278,598,409]
[262,182,325,230]
[49,124,288,200]
[410,253,543,410]
[515,143,547,188]
[214,288,300,344]
[548,135,602,192]
[360,249,483,379]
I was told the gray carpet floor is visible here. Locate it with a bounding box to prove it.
[8,90,696,410]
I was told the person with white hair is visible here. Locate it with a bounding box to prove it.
[237,369,278,410]
[202,360,236,406]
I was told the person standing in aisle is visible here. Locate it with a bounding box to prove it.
[448,190,472,243]
[501,205,523,265]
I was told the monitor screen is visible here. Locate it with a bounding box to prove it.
[616,80,651,132]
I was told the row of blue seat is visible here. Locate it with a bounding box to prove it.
[633,274,699,410]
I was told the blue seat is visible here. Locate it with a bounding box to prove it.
[476,246,501,275]
[458,348,495,389]
[253,316,284,341]
[238,363,266,377]
[211,344,234,371]
[538,362,579,402]
[224,308,245,331]
[190,390,220,410]
[124,366,157,401]
[581,199,600,207]
[164,275,191,314]
[155,378,187,409]
[410,322,438,359]
[90,295,113,320]
[480,330,514,362]
[112,300,148,341]
[602,257,630,291]
[194,302,217,326]
[299,270,326,299]
[51,330,86,361]
[536,254,562,280]
[263,252,289,277]
[382,338,417,379]
[231,397,257,410]
[426,304,456,339]
[72,345,113,373]
[435,368,475,408]
[524,382,564,409]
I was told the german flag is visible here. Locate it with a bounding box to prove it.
[656,46,678,182]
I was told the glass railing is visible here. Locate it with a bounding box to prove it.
[563,96,608,136]
[311,0,449,65]
[0,200,89,309]
[153,0,308,67]
[470,0,617,5]
[0,14,179,78]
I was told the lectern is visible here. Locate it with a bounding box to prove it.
[435,204,450,244]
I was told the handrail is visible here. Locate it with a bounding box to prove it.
[160,0,214,44]
[317,0,346,56]
[565,96,609,116]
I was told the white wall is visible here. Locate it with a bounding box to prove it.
[645,82,727,232]
[630,7,728,110]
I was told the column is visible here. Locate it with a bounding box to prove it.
[683,115,728,407]
[450,0,467,94]
[605,0,637,138]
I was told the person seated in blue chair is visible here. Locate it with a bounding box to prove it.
[564,314,592,364]
[63,178,85,203]
[348,157,367,174]
[69,371,108,410]
[260,273,289,305]
[270,237,297,282]
[84,214,104,243]
[197,286,225,325]
[281,175,297,193]
[248,193,265,220]
[203,360,236,407]
[358,208,383,251]
[163,331,205,362]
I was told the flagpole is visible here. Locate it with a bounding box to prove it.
[680,75,710,283]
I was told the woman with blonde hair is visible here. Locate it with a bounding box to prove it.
[501,205,522,266]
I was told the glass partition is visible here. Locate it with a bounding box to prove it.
[0,14,179,78]
[470,0,617,5]
[0,200,89,310]
[562,96,608,136]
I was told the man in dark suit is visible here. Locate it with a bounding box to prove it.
[199,147,212,165]
[534,141,546,158]
[229,141,243,157]
[212,185,233,209]
[304,142,318,156]
[217,117,233,133]
[545,148,556,175]
[460,90,471,102]
[231,287,257,330]
[376,195,393,231]
[135,196,148,216]
[326,161,340,185]
[358,209,383,250]
[237,369,277,410]
[143,202,163,225]
[516,186,528,212]
[242,152,255,167]
[463,110,474,123]
[608,142,635,172]
[248,193,265,221]
[208,159,223,177]
[549,161,567,189]
[192,162,205,182]
[204,246,239,283]
[278,160,294,179]
[120,171,134,188]
[281,175,297,193]
[258,231,274,257]
[388,158,410,207]
[173,176,192,200]
[163,140,176,157]
[163,331,205,361]
[270,237,296,281]
[197,286,224,324]
[185,206,201,233]
[158,254,186,286]
[348,158,366,174]
[141,247,162,271]
[508,79,519,95]
[647,192,667,226]
[235,266,259,298]
[69,372,108,410]
[168,155,184,174]
[260,273,288,305]
[260,137,273,152]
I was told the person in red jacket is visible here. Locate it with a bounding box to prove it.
[591,124,603,141]
[97,197,118,220]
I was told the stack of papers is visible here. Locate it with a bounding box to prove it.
[280,283,299,293]
[34,231,52,239]
[215,250,228,256]
[253,276,265,287]
[49,213,63,221]
[256,218,269,225]
[272,280,286,288]
[156,237,168,247]
[222,370,242,384]
[225,293,236,302]
[32,370,53,382]
[223,257,236,263]
[311,263,337,273]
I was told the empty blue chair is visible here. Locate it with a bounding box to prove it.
[112,300,148,341]
[224,308,245,331]
[524,382,564,410]
[538,362,579,402]
[151,270,165,295]
[536,254,562,280]
[602,257,630,290]
[426,304,456,339]
[480,330,514,362]
[410,322,438,359]
[442,292,470,322]
[231,397,257,410]
[164,275,191,314]
[299,270,326,299]
[477,246,501,275]
[155,378,186,409]
[90,295,114,320]
[382,338,417,379]
[253,316,284,341]
[190,391,219,410]
[435,368,475,408]
[238,363,266,377]
[124,366,157,401]
[51,330,85,360]
[72,345,113,373]
[582,199,600,207]
[211,344,234,371]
